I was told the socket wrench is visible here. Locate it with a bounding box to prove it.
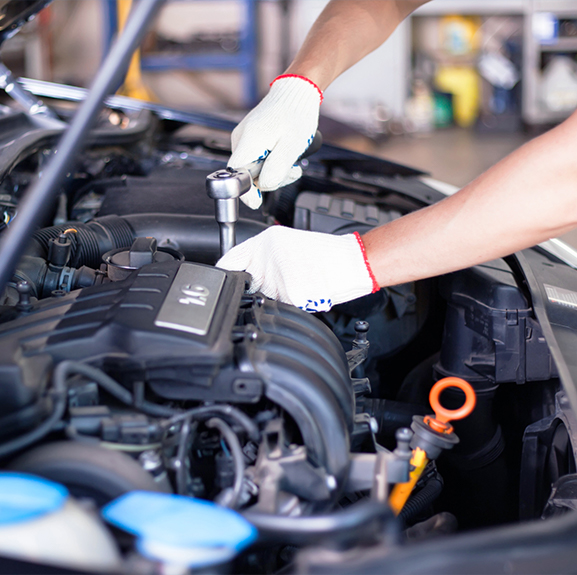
[206,131,322,258]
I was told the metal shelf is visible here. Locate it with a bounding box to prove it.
[523,6,577,124]
[141,52,254,71]
[415,1,526,16]
[539,37,577,52]
[411,0,577,125]
[101,0,259,107]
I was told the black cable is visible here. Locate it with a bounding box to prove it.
[174,415,195,496]
[0,355,259,469]
[0,0,164,295]
[138,400,176,418]
[51,363,259,439]
[0,359,134,459]
[164,405,260,443]
[207,417,245,509]
[399,474,444,526]
[55,361,174,418]
[56,361,133,405]
[132,381,176,417]
[54,363,259,452]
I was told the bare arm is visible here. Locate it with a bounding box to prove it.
[285,0,430,90]
[363,110,577,287]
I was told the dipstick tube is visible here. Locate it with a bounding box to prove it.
[388,377,477,517]
[389,447,429,516]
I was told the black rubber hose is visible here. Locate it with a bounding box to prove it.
[360,398,428,438]
[46,362,260,443]
[132,383,176,418]
[243,500,398,546]
[25,214,268,267]
[0,360,153,459]
[122,214,268,264]
[207,417,245,509]
[0,0,164,294]
[29,217,135,267]
[0,357,259,460]
[52,361,176,419]
[57,361,133,405]
[399,475,444,526]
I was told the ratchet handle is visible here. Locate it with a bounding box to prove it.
[246,130,323,181]
[301,129,323,160]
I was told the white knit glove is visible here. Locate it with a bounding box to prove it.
[217,226,379,312]
[228,75,323,209]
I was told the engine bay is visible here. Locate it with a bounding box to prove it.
[0,94,575,572]
[0,4,577,566]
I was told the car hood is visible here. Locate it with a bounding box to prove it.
[0,0,51,46]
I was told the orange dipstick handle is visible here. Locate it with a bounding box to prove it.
[425,377,476,433]
[390,378,476,515]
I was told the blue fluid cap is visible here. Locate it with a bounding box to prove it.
[0,472,68,525]
[102,491,257,568]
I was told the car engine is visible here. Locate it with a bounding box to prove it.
[0,2,576,572]
[0,115,569,570]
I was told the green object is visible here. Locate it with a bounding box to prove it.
[435,66,480,127]
[433,92,453,127]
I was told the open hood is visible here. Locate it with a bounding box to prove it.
[0,0,51,47]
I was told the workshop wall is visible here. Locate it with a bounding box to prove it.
[5,0,577,125]
[291,0,409,138]
[3,1,577,185]
[50,1,102,87]
[3,0,577,246]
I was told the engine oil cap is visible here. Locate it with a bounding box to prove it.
[102,491,257,568]
[103,238,184,281]
[0,472,68,525]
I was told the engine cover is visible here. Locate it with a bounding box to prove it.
[0,261,354,479]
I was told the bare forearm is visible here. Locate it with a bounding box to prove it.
[285,0,428,90]
[363,111,577,287]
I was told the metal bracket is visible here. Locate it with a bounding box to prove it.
[345,428,413,500]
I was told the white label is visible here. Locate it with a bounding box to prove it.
[544,284,577,310]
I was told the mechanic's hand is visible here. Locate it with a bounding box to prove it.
[217,226,379,312]
[228,75,323,210]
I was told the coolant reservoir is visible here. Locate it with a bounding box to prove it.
[103,491,257,570]
[0,473,121,572]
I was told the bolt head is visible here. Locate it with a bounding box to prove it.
[395,427,413,447]
[214,170,234,179]
[206,167,252,199]
[326,475,337,491]
[16,281,31,295]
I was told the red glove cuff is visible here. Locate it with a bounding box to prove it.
[270,74,324,104]
[354,232,380,294]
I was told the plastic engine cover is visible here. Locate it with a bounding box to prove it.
[0,261,353,480]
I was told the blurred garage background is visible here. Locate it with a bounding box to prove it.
[2,0,577,240]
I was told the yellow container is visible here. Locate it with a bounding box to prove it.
[435,66,480,127]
